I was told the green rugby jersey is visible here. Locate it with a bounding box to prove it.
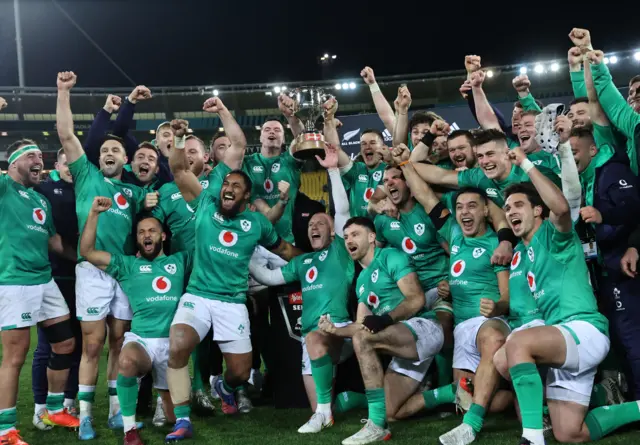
[525,220,608,335]
[186,192,280,304]
[374,202,448,291]
[242,151,301,244]
[281,236,354,335]
[0,175,56,285]
[106,251,192,337]
[356,247,433,320]
[507,242,541,329]
[69,154,145,259]
[340,161,386,218]
[153,163,231,253]
[439,218,508,325]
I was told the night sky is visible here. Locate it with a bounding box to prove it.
[0,0,635,88]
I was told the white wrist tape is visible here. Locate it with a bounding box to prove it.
[521,158,535,174]
[369,83,381,94]
[174,135,186,149]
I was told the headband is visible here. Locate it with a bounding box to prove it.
[9,145,41,165]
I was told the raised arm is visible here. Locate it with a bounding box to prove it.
[579,47,611,127]
[278,94,305,138]
[554,117,583,222]
[115,86,151,160]
[79,197,114,271]
[392,86,411,146]
[510,147,571,232]
[318,145,350,236]
[56,71,84,164]
[168,120,202,202]
[470,70,502,130]
[248,255,286,286]
[513,75,543,112]
[412,161,459,189]
[361,67,396,133]
[84,95,120,166]
[203,97,246,170]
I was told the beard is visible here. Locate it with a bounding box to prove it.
[138,241,162,261]
[218,199,245,218]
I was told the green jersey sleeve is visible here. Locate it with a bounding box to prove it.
[188,187,214,213]
[457,168,485,188]
[545,221,576,262]
[42,195,56,237]
[436,215,454,245]
[105,253,134,282]
[386,249,416,283]
[518,93,543,112]
[374,214,387,244]
[68,154,96,194]
[257,213,280,250]
[592,63,640,140]
[340,162,359,191]
[570,71,587,98]
[0,175,7,196]
[205,162,232,199]
[592,124,618,157]
[151,185,168,222]
[281,256,300,283]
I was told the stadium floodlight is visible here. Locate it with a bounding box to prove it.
[281,86,287,91]
[635,52,640,61]
[274,86,281,93]
[213,89,219,96]
[320,56,326,61]
[1,132,7,136]
[342,82,349,90]
[534,64,544,74]
[550,62,559,72]
[324,53,329,58]
[265,91,273,96]
[610,55,618,64]
[149,130,155,134]
[486,70,494,78]
[349,82,356,90]
[187,128,194,133]
[604,57,610,65]
[335,83,342,90]
[255,125,261,130]
[332,55,337,59]
[42,131,49,136]
[77,131,84,136]
[219,127,224,132]
[519,67,528,74]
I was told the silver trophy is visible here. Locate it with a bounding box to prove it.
[288,87,334,160]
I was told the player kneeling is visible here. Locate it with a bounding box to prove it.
[319,217,444,445]
[79,197,190,445]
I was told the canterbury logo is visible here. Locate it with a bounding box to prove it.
[87,307,100,315]
[183,302,195,309]
[21,312,31,321]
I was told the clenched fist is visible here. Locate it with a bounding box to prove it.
[278,181,291,201]
[104,95,122,113]
[278,94,296,117]
[554,115,572,143]
[323,97,338,119]
[57,71,77,91]
[470,70,486,88]
[391,144,410,165]
[144,192,159,211]
[580,206,602,224]
[128,86,152,104]
[395,86,412,113]
[479,298,499,318]
[170,119,189,138]
[203,97,227,114]
[568,47,584,69]
[91,196,112,213]
[360,66,376,85]
[459,80,472,99]
[430,120,450,137]
[465,55,481,73]
[586,50,604,66]
[0,97,7,111]
[508,146,527,166]
[569,28,592,51]
[512,75,531,95]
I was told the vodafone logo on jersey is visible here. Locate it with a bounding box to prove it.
[114,192,129,210]
[305,266,318,283]
[264,179,274,193]
[219,230,238,247]
[32,208,46,225]
[367,292,380,309]
[152,276,172,294]
[451,259,466,277]
[527,271,536,292]
[402,237,417,254]
[511,251,521,270]
[363,187,374,202]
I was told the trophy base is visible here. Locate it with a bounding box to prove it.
[292,132,327,161]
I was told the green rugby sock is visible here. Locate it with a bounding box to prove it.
[46,392,64,414]
[590,382,608,408]
[423,382,457,409]
[366,388,386,428]
[462,403,486,434]
[310,354,333,405]
[334,391,367,413]
[0,407,16,433]
[174,404,191,421]
[509,363,543,429]
[585,402,640,440]
[116,374,138,417]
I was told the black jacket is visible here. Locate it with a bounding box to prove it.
[35,177,78,279]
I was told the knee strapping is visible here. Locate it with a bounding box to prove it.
[48,351,74,370]
[42,318,74,344]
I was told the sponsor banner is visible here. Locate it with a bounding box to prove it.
[336,95,576,158]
